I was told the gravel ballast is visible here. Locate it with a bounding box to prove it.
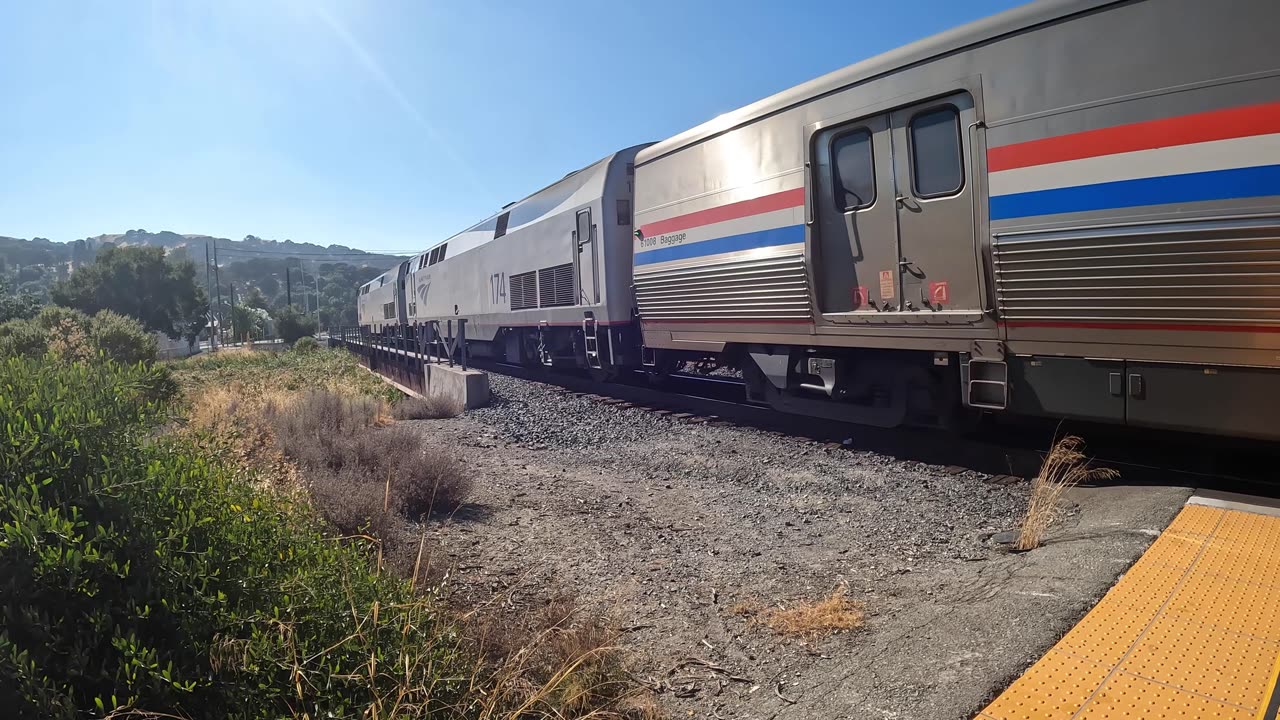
[411,371,1190,720]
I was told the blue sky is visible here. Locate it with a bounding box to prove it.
[0,0,1024,255]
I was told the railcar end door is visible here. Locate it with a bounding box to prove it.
[888,94,982,315]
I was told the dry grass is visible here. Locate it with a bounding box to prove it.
[394,394,465,420]
[734,587,866,639]
[459,593,643,719]
[1016,434,1120,551]
[172,349,654,720]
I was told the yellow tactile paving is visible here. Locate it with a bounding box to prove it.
[978,503,1280,720]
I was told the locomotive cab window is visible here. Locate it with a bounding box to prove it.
[428,247,440,265]
[436,243,447,262]
[831,128,875,211]
[909,105,963,198]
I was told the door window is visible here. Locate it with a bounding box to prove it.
[831,128,876,211]
[909,106,963,198]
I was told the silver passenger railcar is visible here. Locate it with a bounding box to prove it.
[632,0,1280,440]
[404,145,649,376]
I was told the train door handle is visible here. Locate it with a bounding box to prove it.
[1128,373,1145,399]
[1108,372,1123,396]
[899,258,926,279]
[895,195,920,211]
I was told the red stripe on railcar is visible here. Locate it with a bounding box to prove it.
[987,101,1280,172]
[638,188,805,238]
[1001,320,1280,334]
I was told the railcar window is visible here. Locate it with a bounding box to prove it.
[617,198,631,225]
[909,106,963,198]
[494,211,510,239]
[831,128,875,211]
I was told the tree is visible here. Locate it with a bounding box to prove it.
[243,285,269,310]
[273,306,317,344]
[0,276,42,324]
[229,305,262,342]
[50,245,204,338]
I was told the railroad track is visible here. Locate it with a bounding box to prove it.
[346,337,1280,494]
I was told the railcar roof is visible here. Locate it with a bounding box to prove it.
[636,0,1120,165]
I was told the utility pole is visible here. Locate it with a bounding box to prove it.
[286,267,292,309]
[205,243,216,350]
[300,263,308,315]
[229,282,238,342]
[313,260,321,329]
[213,242,224,345]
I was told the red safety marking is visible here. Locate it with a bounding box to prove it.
[929,281,949,305]
[853,286,869,307]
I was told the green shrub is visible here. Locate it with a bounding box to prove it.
[34,304,89,333]
[273,306,318,344]
[0,357,464,719]
[89,309,158,364]
[292,335,318,354]
[0,318,46,358]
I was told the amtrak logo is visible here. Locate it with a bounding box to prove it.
[416,282,431,304]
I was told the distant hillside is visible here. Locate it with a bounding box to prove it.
[87,229,405,265]
[0,230,407,326]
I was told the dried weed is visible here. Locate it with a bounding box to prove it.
[1016,435,1119,551]
[736,587,865,639]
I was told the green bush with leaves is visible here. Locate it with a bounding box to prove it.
[273,306,318,344]
[89,309,157,365]
[0,356,465,719]
[0,318,46,358]
[33,305,90,333]
[292,335,318,353]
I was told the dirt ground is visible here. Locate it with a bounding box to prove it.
[410,375,1191,720]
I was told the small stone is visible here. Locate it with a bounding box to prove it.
[991,529,1020,545]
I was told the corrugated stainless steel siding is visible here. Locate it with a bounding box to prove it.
[993,217,1280,325]
[634,253,812,320]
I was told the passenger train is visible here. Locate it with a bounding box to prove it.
[359,0,1280,442]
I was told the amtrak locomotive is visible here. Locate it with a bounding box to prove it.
[359,0,1280,442]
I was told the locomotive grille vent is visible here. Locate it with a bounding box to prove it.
[509,271,537,310]
[538,263,576,307]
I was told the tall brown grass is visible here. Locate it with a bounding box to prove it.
[1016,435,1119,551]
[395,394,465,420]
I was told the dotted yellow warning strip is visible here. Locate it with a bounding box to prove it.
[978,503,1280,720]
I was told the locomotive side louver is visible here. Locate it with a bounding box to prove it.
[509,271,537,310]
[538,263,576,308]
